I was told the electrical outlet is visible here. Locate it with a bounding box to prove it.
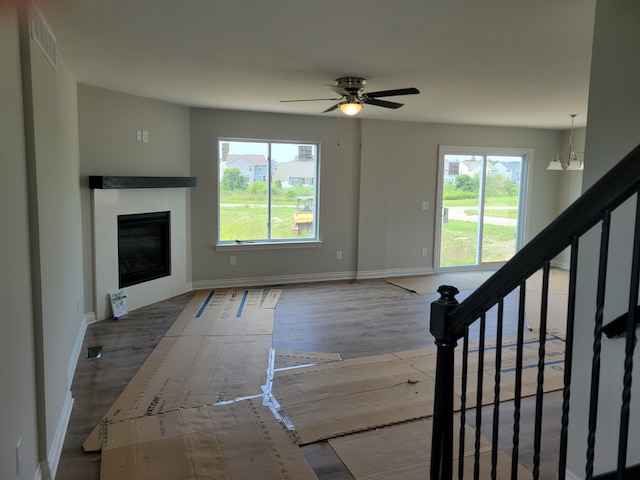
[229,255,236,266]
[335,250,342,260]
[421,248,428,256]
[142,130,149,143]
[421,201,429,210]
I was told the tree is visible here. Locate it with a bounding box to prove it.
[221,168,246,191]
[485,173,518,197]
[455,174,478,193]
[247,181,267,195]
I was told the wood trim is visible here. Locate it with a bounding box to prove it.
[89,176,196,189]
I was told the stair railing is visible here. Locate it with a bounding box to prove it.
[430,143,640,479]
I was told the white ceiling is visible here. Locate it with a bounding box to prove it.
[38,0,596,129]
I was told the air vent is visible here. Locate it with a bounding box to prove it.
[30,4,57,69]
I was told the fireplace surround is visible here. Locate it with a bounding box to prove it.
[91,176,195,320]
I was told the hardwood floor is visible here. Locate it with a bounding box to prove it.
[56,290,197,480]
[55,279,560,479]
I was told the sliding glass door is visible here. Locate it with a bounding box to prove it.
[436,146,528,271]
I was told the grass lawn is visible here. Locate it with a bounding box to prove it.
[219,204,313,240]
[444,195,518,207]
[463,207,518,219]
[440,219,516,266]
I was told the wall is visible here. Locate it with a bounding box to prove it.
[30,36,84,479]
[358,120,564,276]
[550,126,585,268]
[0,2,85,478]
[0,6,40,479]
[189,109,563,286]
[189,108,361,287]
[567,0,640,477]
[77,84,192,317]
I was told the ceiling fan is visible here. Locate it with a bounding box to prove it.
[281,77,420,116]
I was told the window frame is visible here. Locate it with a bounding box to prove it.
[216,137,321,249]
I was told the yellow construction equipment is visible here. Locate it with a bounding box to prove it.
[292,196,313,234]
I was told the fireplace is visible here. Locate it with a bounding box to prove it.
[118,211,171,288]
[91,179,194,321]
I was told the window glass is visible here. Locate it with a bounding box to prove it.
[219,139,319,243]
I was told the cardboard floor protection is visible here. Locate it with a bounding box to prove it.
[84,288,278,452]
[524,267,569,339]
[166,288,280,337]
[101,399,318,480]
[272,335,565,445]
[455,334,566,409]
[274,350,342,370]
[329,417,532,480]
[387,268,570,340]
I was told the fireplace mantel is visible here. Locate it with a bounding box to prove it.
[89,176,196,189]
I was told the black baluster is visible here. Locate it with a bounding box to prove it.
[558,237,579,480]
[586,211,611,479]
[430,285,460,480]
[511,279,527,478]
[491,298,504,480]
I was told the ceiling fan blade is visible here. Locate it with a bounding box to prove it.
[322,104,340,113]
[365,87,420,98]
[280,97,341,103]
[364,98,404,109]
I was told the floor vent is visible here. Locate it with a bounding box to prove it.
[30,4,57,69]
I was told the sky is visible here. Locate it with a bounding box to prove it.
[222,140,316,164]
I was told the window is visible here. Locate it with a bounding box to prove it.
[436,146,530,270]
[218,139,319,244]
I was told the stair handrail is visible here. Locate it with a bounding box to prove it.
[445,142,640,340]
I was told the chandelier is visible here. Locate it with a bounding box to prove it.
[547,114,583,171]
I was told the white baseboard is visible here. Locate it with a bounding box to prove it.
[33,461,50,480]
[48,390,74,479]
[357,267,434,279]
[564,469,582,480]
[68,315,88,386]
[551,259,570,270]
[355,269,389,280]
[84,311,97,325]
[192,271,357,290]
[192,268,437,290]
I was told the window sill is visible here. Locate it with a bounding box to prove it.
[215,240,322,252]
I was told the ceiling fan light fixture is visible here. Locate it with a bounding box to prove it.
[339,101,362,116]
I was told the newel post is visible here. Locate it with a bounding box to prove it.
[430,285,460,480]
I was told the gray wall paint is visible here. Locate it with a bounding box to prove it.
[359,120,565,275]
[553,126,585,268]
[189,108,361,284]
[28,31,85,477]
[0,6,85,478]
[567,0,640,476]
[77,84,191,314]
[0,8,40,479]
[187,109,564,286]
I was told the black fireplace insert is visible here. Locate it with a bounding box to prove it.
[118,211,171,288]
